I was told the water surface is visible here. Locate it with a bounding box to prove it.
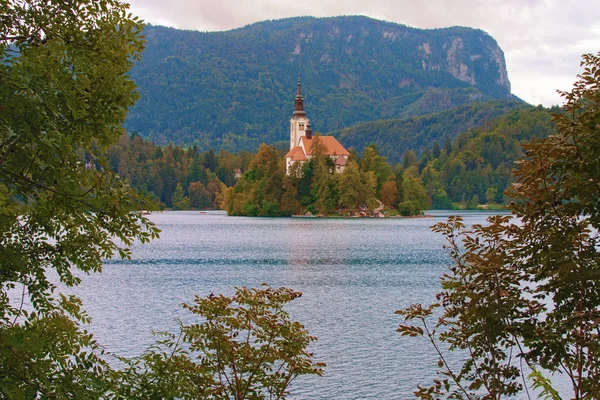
[74,210,525,399]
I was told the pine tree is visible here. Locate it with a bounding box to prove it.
[443,136,453,155]
[171,182,190,210]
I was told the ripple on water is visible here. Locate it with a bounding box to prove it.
[68,211,543,399]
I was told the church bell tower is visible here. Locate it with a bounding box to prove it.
[290,78,309,149]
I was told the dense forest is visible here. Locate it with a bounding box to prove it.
[333,99,528,162]
[220,106,555,216]
[416,105,555,206]
[111,105,556,214]
[125,17,519,151]
[107,133,253,209]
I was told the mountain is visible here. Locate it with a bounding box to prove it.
[126,16,521,151]
[425,106,556,205]
[332,99,528,163]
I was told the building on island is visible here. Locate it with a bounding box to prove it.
[285,79,350,175]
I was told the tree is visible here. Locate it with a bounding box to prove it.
[360,144,393,194]
[189,181,212,209]
[443,137,453,155]
[279,176,301,215]
[188,156,209,185]
[432,141,441,159]
[401,174,430,213]
[508,52,600,398]
[465,194,479,209]
[402,149,418,169]
[485,186,498,204]
[336,160,377,210]
[172,182,190,210]
[2,5,324,399]
[206,179,223,208]
[337,160,362,209]
[310,135,337,213]
[398,216,524,399]
[0,0,159,397]
[117,286,325,399]
[380,179,398,209]
[397,52,600,399]
[223,144,287,216]
[431,189,453,210]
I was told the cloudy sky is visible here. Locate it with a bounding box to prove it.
[128,0,600,107]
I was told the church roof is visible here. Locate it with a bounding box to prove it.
[293,77,306,117]
[334,156,348,166]
[301,136,350,157]
[285,146,307,161]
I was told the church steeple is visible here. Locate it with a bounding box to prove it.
[290,78,309,150]
[293,77,306,116]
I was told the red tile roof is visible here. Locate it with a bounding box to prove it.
[301,136,350,156]
[334,156,348,166]
[285,146,307,161]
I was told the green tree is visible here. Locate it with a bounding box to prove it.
[337,160,362,208]
[0,0,159,397]
[117,286,325,399]
[401,174,430,213]
[431,189,453,210]
[465,194,479,209]
[421,163,444,198]
[310,135,337,213]
[172,182,190,210]
[2,5,324,399]
[224,144,286,216]
[397,200,422,216]
[485,186,498,204]
[279,176,301,215]
[443,136,453,155]
[397,52,600,399]
[432,141,441,159]
[337,160,377,210]
[402,149,418,169]
[360,144,393,194]
[189,181,212,209]
[188,156,209,185]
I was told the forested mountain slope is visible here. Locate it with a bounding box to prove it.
[126,16,520,151]
[423,106,557,205]
[332,99,528,163]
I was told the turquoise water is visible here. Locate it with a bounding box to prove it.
[74,210,534,399]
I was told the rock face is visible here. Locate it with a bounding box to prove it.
[127,16,515,150]
[418,36,511,93]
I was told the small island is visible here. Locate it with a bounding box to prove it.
[222,79,435,217]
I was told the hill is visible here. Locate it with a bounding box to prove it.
[126,16,521,151]
[332,99,529,163]
[425,106,557,205]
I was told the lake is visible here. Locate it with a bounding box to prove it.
[72,210,546,399]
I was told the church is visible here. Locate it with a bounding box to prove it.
[285,79,350,175]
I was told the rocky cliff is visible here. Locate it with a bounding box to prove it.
[126,16,518,150]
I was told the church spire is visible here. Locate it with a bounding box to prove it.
[293,77,306,116]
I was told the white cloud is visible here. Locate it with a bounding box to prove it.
[128,0,600,106]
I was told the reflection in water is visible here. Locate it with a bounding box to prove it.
[285,220,352,268]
